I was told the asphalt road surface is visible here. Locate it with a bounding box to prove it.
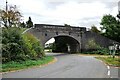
[2,53,118,78]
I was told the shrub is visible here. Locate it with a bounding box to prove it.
[96,48,109,55]
[22,33,45,59]
[2,27,44,63]
[83,38,110,55]
[85,38,101,50]
[2,27,26,62]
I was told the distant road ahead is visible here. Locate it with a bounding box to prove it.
[3,53,117,78]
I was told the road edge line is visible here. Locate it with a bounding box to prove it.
[108,70,110,76]
[107,66,110,70]
[95,58,111,78]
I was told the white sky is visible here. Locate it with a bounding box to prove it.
[0,0,119,43]
[0,0,119,29]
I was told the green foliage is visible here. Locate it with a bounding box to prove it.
[84,38,109,55]
[0,5,22,27]
[2,27,44,63]
[82,48,109,55]
[2,27,26,62]
[85,38,101,50]
[2,56,54,72]
[22,33,45,59]
[51,43,57,51]
[64,24,71,27]
[20,22,26,28]
[90,25,100,33]
[100,14,120,42]
[117,11,120,19]
[96,56,120,67]
[45,43,57,52]
[92,48,109,55]
[26,17,33,28]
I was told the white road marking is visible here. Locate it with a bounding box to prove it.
[108,70,110,76]
[107,66,110,76]
[98,58,111,77]
[107,66,110,70]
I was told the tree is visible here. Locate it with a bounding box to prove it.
[0,5,22,27]
[117,11,120,19]
[100,14,120,42]
[64,24,71,27]
[90,25,100,33]
[26,17,33,28]
[20,21,26,28]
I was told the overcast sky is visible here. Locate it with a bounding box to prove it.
[0,0,119,29]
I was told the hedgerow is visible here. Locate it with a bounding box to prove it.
[2,27,44,63]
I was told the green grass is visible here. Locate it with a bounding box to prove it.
[2,56,54,72]
[96,56,120,67]
[44,49,52,52]
[20,28,28,32]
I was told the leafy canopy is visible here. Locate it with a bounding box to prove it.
[100,14,120,42]
[0,5,22,27]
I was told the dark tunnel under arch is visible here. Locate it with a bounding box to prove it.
[45,35,80,53]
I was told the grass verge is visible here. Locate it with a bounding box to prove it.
[95,56,120,67]
[2,56,54,72]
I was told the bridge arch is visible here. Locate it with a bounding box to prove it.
[43,34,81,45]
[26,26,82,53]
[45,35,80,53]
[54,35,80,53]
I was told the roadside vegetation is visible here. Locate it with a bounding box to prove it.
[2,56,54,72]
[1,27,55,72]
[2,27,45,63]
[96,56,120,67]
[81,38,120,67]
[81,13,120,67]
[0,5,55,72]
[80,52,120,67]
[85,14,120,67]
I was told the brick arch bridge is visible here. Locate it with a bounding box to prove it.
[26,24,115,53]
[26,24,85,53]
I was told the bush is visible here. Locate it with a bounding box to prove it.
[22,33,45,59]
[2,27,44,63]
[84,38,109,55]
[94,48,109,55]
[82,48,109,55]
[2,27,26,62]
[85,38,101,50]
